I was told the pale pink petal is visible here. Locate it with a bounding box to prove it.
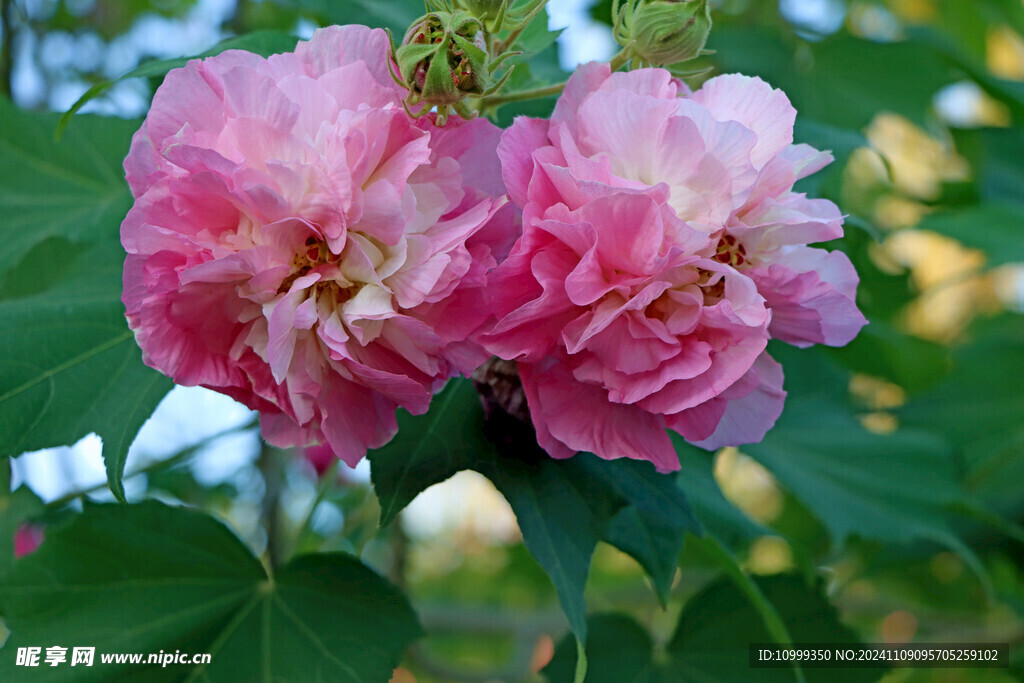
[577,91,681,182]
[521,360,680,472]
[265,272,320,382]
[601,67,680,100]
[736,193,844,251]
[750,248,867,347]
[497,117,551,209]
[693,74,796,170]
[295,24,401,94]
[550,61,612,134]
[431,116,510,199]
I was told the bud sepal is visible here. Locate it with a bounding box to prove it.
[391,8,518,125]
[612,0,713,68]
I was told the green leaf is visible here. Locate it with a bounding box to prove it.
[0,239,172,500]
[910,26,1024,120]
[491,5,568,126]
[49,0,199,40]
[951,127,1024,209]
[674,438,807,661]
[801,37,952,130]
[0,500,422,682]
[586,455,701,604]
[369,378,701,642]
[0,77,173,500]
[544,614,656,683]
[513,8,564,56]
[674,435,772,550]
[486,453,620,642]
[59,31,301,132]
[667,575,870,683]
[916,202,1024,267]
[743,393,963,546]
[289,0,423,34]
[901,315,1024,509]
[827,321,952,394]
[546,576,869,683]
[933,0,989,61]
[746,343,976,553]
[0,99,137,274]
[710,31,951,130]
[369,379,496,527]
[694,535,797,651]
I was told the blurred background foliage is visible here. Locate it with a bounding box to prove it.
[1,0,1024,681]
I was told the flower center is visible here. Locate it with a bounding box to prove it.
[697,268,726,302]
[713,234,747,267]
[277,236,344,296]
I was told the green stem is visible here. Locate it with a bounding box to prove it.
[257,440,286,568]
[1,0,14,98]
[697,535,807,683]
[608,44,633,72]
[953,500,1024,545]
[288,458,340,560]
[493,0,549,53]
[479,79,567,107]
[387,514,410,591]
[495,22,529,54]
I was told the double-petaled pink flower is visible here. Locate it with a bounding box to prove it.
[121,26,513,466]
[122,31,863,474]
[481,63,865,471]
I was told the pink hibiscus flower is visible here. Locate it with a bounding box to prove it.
[483,64,864,470]
[122,25,513,466]
[14,524,44,558]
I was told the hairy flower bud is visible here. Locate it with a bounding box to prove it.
[617,0,712,66]
[396,11,489,109]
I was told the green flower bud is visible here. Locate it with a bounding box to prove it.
[396,11,489,109]
[619,0,712,66]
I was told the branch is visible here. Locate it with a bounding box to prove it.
[257,440,286,568]
[288,458,339,560]
[478,80,566,108]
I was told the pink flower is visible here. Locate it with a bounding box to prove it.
[14,524,44,558]
[691,74,868,347]
[303,443,337,478]
[122,26,513,466]
[483,64,863,470]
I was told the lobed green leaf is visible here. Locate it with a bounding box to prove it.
[545,575,869,682]
[0,500,422,682]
